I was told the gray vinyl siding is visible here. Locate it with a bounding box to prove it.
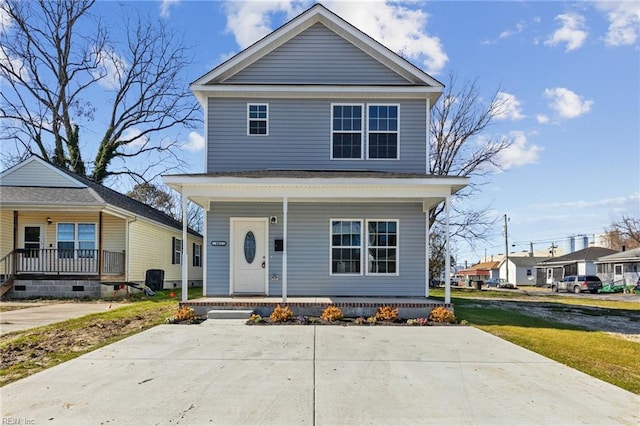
[206,201,426,297]
[208,98,426,173]
[225,23,410,85]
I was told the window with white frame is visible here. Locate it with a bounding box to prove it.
[57,223,96,259]
[247,103,268,135]
[331,104,363,159]
[330,220,362,274]
[366,220,398,274]
[330,219,399,275]
[367,105,398,159]
[172,237,182,265]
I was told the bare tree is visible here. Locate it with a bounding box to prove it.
[602,216,640,250]
[429,74,514,248]
[0,0,200,184]
[127,182,203,233]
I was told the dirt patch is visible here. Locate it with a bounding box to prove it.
[0,311,158,385]
[479,299,640,342]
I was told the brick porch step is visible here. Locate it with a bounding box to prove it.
[207,309,254,320]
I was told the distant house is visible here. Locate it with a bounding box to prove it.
[595,248,640,285]
[0,156,203,299]
[535,247,617,287]
[498,256,549,286]
[456,261,500,286]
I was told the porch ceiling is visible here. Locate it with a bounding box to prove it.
[164,172,469,212]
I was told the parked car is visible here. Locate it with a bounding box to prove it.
[551,275,602,294]
[485,278,516,289]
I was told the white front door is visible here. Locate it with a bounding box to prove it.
[232,219,267,294]
[614,264,624,283]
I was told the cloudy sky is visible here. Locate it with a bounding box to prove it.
[3,0,639,265]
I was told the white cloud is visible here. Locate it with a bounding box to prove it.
[0,49,29,82]
[543,87,593,119]
[496,131,542,170]
[159,0,180,19]
[182,131,205,152]
[222,0,448,74]
[536,192,640,210]
[92,48,128,90]
[121,127,149,150]
[0,0,12,34]
[545,13,588,51]
[493,92,525,121]
[536,114,549,124]
[595,1,640,46]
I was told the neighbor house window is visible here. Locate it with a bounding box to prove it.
[366,220,398,274]
[57,223,96,259]
[330,220,362,274]
[367,105,398,159]
[172,237,182,265]
[247,103,268,135]
[193,243,202,267]
[331,104,363,159]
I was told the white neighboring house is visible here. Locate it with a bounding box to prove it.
[595,248,640,285]
[498,255,550,286]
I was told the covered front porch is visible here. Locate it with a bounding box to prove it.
[165,171,469,305]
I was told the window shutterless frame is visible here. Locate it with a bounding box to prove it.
[330,103,364,160]
[365,219,399,276]
[366,104,400,160]
[247,103,269,136]
[329,219,363,275]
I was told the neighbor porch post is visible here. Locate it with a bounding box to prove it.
[282,196,288,303]
[181,192,188,302]
[445,196,451,304]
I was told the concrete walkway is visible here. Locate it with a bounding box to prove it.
[1,323,638,425]
[0,302,116,334]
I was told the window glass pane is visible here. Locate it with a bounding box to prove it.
[333,133,362,159]
[244,231,256,264]
[57,223,74,241]
[331,220,362,274]
[78,224,95,241]
[367,221,397,274]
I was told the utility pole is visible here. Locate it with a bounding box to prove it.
[504,214,509,282]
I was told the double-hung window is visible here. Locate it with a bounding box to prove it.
[193,243,202,267]
[330,220,362,274]
[57,223,96,259]
[331,104,363,159]
[368,105,398,159]
[172,237,182,265]
[331,104,399,160]
[247,103,268,135]
[366,220,398,274]
[330,219,399,276]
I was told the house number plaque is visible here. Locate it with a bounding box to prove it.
[210,241,227,246]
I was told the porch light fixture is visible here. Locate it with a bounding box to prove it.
[46,217,52,224]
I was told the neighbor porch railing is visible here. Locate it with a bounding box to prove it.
[12,249,125,275]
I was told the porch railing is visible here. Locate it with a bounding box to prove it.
[12,249,125,275]
[1,251,14,283]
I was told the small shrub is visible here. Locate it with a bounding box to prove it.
[375,306,398,321]
[247,313,265,324]
[269,305,294,322]
[366,316,377,324]
[166,306,196,324]
[416,317,429,326]
[428,307,457,324]
[296,315,309,324]
[354,316,366,325]
[321,305,344,322]
[406,318,417,326]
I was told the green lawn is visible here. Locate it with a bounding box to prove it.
[431,288,640,394]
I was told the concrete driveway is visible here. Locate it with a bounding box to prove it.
[1,322,638,425]
[0,302,115,335]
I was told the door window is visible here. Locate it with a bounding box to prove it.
[244,231,256,264]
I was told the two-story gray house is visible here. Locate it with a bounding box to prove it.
[164,4,468,304]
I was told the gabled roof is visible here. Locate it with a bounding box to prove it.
[457,261,500,275]
[536,246,617,267]
[191,3,443,105]
[0,156,201,237]
[506,256,550,267]
[595,247,640,263]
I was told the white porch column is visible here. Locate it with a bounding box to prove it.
[444,196,451,304]
[425,211,430,298]
[181,193,188,302]
[282,196,288,303]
